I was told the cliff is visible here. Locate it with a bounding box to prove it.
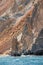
[0,0,43,55]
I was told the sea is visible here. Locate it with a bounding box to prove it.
[0,55,43,65]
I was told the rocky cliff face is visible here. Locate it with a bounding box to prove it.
[0,0,43,55]
[30,0,43,55]
[17,0,43,55]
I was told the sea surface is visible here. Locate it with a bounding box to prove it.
[0,55,43,65]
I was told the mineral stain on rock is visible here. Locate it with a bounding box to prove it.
[0,0,43,56]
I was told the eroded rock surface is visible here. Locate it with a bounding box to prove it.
[0,0,43,55]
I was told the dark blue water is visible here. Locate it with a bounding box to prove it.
[0,55,43,65]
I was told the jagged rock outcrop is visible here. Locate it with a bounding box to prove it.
[0,0,34,54]
[0,0,43,55]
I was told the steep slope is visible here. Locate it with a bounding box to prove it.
[0,0,43,55]
[0,2,34,54]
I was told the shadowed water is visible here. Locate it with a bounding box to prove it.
[0,55,43,65]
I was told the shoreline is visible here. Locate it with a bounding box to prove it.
[0,54,43,57]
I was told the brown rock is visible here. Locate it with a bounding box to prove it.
[0,0,43,55]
